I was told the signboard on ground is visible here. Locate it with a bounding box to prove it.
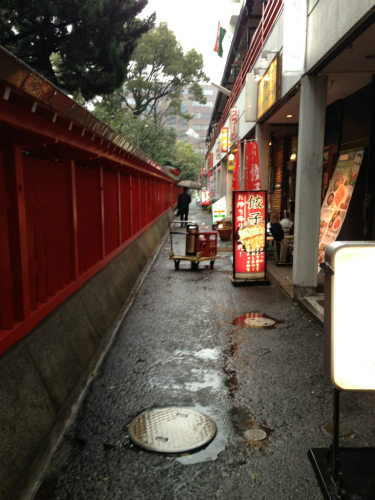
[212,196,226,223]
[233,190,267,280]
[318,148,364,267]
[201,190,210,206]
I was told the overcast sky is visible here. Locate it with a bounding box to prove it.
[140,0,232,84]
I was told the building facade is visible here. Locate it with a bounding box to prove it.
[164,84,218,156]
[206,0,375,299]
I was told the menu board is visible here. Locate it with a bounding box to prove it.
[201,190,210,206]
[318,148,364,267]
[233,191,267,280]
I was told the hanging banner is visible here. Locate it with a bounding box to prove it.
[233,190,267,280]
[229,108,239,143]
[282,0,307,75]
[318,148,364,267]
[210,170,216,197]
[245,141,261,190]
[232,139,241,192]
[215,136,221,160]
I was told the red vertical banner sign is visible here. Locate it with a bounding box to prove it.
[209,152,214,171]
[229,108,239,143]
[232,139,241,191]
[233,190,267,280]
[245,141,261,190]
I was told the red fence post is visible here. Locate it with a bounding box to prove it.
[118,171,122,245]
[99,166,105,259]
[67,158,79,280]
[10,138,31,321]
[129,174,133,236]
[0,149,13,329]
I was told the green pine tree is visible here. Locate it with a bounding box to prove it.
[0,0,155,99]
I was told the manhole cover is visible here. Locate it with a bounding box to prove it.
[244,317,275,328]
[128,407,217,453]
[245,429,267,441]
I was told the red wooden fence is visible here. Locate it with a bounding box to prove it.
[0,142,177,354]
[0,73,177,355]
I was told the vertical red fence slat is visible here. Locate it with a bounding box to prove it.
[44,160,58,297]
[132,176,140,234]
[31,158,47,303]
[117,172,122,245]
[67,159,79,282]
[58,162,71,288]
[138,177,142,230]
[76,167,102,274]
[140,177,146,228]
[13,143,31,321]
[99,167,105,260]
[103,171,119,255]
[22,156,37,311]
[120,174,131,242]
[0,149,13,329]
[129,174,134,236]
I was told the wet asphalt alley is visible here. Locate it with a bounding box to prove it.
[34,200,375,500]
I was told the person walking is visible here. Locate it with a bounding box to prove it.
[177,187,191,226]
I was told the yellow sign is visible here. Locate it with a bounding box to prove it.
[221,127,228,153]
[257,56,280,120]
[227,150,236,172]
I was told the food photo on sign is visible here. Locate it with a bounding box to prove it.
[318,148,364,268]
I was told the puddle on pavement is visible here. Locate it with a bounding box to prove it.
[182,369,223,391]
[195,348,221,360]
[234,312,290,330]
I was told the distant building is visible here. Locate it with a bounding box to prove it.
[164,84,218,156]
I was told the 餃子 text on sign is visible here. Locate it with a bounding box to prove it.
[318,148,364,267]
[233,190,267,280]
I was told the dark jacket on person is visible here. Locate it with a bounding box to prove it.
[177,191,191,213]
[270,222,284,242]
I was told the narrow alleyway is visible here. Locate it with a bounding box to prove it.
[33,200,375,500]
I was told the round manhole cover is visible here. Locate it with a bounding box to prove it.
[244,317,275,328]
[245,429,267,441]
[128,407,217,453]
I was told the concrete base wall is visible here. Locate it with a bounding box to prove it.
[0,210,173,500]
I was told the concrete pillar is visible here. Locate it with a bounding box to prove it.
[256,123,270,190]
[293,74,327,298]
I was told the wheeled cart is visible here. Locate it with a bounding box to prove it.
[168,221,220,270]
